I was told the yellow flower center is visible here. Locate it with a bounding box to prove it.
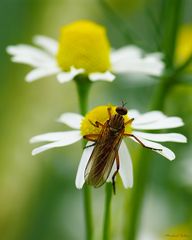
[80,105,132,136]
[176,25,192,69]
[57,20,111,73]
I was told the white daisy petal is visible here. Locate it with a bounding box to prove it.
[119,141,133,188]
[106,162,116,183]
[111,46,164,76]
[146,52,164,60]
[130,136,175,160]
[133,111,166,125]
[25,66,60,82]
[31,131,82,155]
[57,67,85,83]
[30,130,81,143]
[57,113,83,129]
[132,117,184,130]
[10,55,42,68]
[89,71,115,82]
[7,45,45,58]
[133,131,187,143]
[106,141,133,188]
[7,45,51,60]
[33,35,58,55]
[128,109,140,119]
[75,141,94,189]
[111,46,143,63]
[7,45,56,68]
[119,59,164,76]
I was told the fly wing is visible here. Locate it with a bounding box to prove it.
[84,125,123,188]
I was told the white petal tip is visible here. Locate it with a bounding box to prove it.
[179,135,187,143]
[25,76,33,83]
[57,67,85,83]
[89,71,116,82]
[124,176,134,188]
[169,156,176,161]
[6,45,20,55]
[29,135,43,144]
[32,150,38,156]
[75,178,85,189]
[32,147,46,156]
[25,73,36,82]
[129,182,134,188]
[124,183,133,188]
[156,149,175,161]
[29,137,39,144]
[56,75,69,84]
[56,118,62,123]
[75,183,83,189]
[177,120,184,127]
[6,46,12,54]
[33,35,42,42]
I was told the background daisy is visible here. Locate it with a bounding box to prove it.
[7,20,164,83]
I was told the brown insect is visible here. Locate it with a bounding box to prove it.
[83,104,161,193]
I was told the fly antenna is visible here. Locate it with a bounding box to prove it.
[121,100,127,107]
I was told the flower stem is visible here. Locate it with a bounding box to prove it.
[161,0,183,68]
[124,1,183,239]
[102,183,113,240]
[124,79,168,240]
[75,76,93,240]
[75,75,92,116]
[83,185,93,240]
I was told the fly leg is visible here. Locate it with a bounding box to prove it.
[83,142,97,149]
[124,134,162,151]
[124,118,134,126]
[83,134,100,141]
[89,120,104,128]
[107,107,112,119]
[83,134,100,149]
[112,152,120,194]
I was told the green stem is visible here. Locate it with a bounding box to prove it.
[162,0,183,68]
[75,76,93,240]
[125,1,183,239]
[102,183,113,240]
[75,76,92,116]
[83,185,93,240]
[124,79,169,240]
[176,74,192,85]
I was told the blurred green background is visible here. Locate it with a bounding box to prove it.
[0,0,191,239]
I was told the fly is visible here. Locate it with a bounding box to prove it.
[83,104,161,193]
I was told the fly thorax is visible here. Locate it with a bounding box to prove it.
[109,114,124,132]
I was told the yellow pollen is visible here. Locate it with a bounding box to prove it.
[176,25,192,70]
[57,20,111,73]
[80,105,132,136]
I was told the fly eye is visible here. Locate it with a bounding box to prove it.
[116,106,127,115]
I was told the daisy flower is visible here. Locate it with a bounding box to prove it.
[7,20,164,83]
[176,24,192,70]
[30,105,187,189]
